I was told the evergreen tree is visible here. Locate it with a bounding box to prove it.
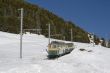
[0,0,101,43]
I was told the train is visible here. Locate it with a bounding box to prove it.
[46,41,75,58]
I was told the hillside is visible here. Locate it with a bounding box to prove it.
[0,31,110,73]
[0,0,90,43]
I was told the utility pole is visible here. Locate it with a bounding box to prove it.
[92,34,95,47]
[36,8,41,34]
[71,28,73,41]
[48,23,50,44]
[18,8,23,59]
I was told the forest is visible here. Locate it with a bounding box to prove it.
[0,0,109,47]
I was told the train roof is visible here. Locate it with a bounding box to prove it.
[50,41,73,45]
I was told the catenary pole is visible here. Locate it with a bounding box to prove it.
[71,28,73,41]
[18,8,23,59]
[48,23,50,44]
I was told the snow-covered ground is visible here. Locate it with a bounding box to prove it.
[0,31,110,73]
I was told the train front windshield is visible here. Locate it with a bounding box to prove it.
[52,45,57,48]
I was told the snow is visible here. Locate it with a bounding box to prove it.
[0,31,110,73]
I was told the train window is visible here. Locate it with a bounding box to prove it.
[52,45,57,48]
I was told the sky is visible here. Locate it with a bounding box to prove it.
[27,0,110,39]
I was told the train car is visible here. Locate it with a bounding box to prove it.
[47,41,74,58]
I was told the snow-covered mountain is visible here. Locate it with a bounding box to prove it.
[0,31,110,73]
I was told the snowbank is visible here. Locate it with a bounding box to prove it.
[0,31,110,73]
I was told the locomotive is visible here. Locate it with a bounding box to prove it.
[47,41,74,58]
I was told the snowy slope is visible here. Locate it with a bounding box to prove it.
[0,31,110,73]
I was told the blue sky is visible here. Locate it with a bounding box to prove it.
[27,0,110,39]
